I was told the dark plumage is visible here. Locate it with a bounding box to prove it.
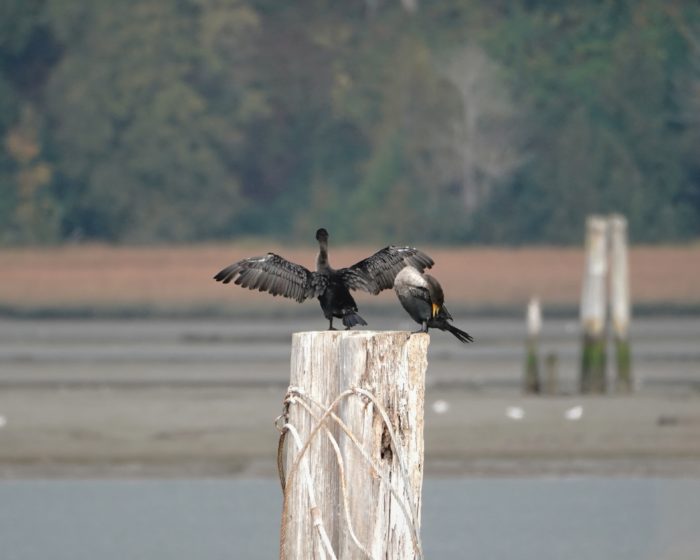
[214,228,434,330]
[393,265,474,343]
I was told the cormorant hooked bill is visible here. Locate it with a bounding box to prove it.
[394,265,474,343]
[214,228,434,330]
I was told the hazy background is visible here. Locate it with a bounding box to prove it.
[1,0,699,246]
[2,2,700,559]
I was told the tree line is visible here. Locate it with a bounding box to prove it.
[1,0,698,245]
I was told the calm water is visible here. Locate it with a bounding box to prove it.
[1,478,699,560]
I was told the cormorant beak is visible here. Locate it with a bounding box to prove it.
[431,303,440,318]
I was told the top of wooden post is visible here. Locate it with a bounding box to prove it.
[580,215,609,336]
[608,214,630,337]
[290,330,430,377]
[526,297,542,337]
[291,330,430,345]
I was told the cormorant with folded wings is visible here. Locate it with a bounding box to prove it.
[394,265,474,343]
[214,228,434,330]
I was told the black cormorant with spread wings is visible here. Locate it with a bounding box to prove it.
[394,265,473,343]
[214,228,434,330]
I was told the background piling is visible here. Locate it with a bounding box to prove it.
[609,214,633,392]
[580,216,609,393]
[544,353,559,396]
[524,297,541,394]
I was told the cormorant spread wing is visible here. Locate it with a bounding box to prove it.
[213,253,327,303]
[340,246,435,295]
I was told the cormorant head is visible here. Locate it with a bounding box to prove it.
[315,228,329,242]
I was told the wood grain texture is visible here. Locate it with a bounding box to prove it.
[282,330,429,559]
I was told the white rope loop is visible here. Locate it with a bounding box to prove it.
[279,385,424,560]
[283,422,338,560]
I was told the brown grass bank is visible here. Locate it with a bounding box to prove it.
[1,243,699,315]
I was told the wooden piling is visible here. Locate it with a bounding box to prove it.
[609,214,633,392]
[279,330,429,560]
[524,297,541,394]
[543,353,559,396]
[580,215,608,393]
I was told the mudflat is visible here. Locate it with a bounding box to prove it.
[1,385,699,478]
[1,317,699,478]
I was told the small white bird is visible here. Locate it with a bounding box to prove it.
[564,405,583,421]
[506,406,525,420]
[432,400,450,414]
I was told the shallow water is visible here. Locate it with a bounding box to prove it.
[1,478,699,560]
[2,316,699,391]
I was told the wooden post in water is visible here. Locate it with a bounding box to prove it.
[543,352,559,396]
[279,330,429,560]
[609,214,633,392]
[524,297,541,394]
[580,215,608,393]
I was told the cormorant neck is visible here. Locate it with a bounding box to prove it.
[316,239,330,271]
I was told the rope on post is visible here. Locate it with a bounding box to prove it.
[277,385,424,560]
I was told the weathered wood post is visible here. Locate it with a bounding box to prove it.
[543,352,559,396]
[609,214,633,392]
[279,330,429,560]
[524,297,541,394]
[580,215,608,393]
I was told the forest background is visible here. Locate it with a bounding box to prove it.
[1,0,699,247]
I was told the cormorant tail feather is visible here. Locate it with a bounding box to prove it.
[342,312,367,329]
[444,323,473,343]
[429,319,473,343]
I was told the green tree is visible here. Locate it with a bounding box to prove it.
[0,0,60,242]
[45,0,261,242]
[1,0,698,245]
[476,1,700,243]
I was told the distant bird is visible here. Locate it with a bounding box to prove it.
[564,405,583,421]
[214,228,434,330]
[506,406,525,421]
[393,265,474,343]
